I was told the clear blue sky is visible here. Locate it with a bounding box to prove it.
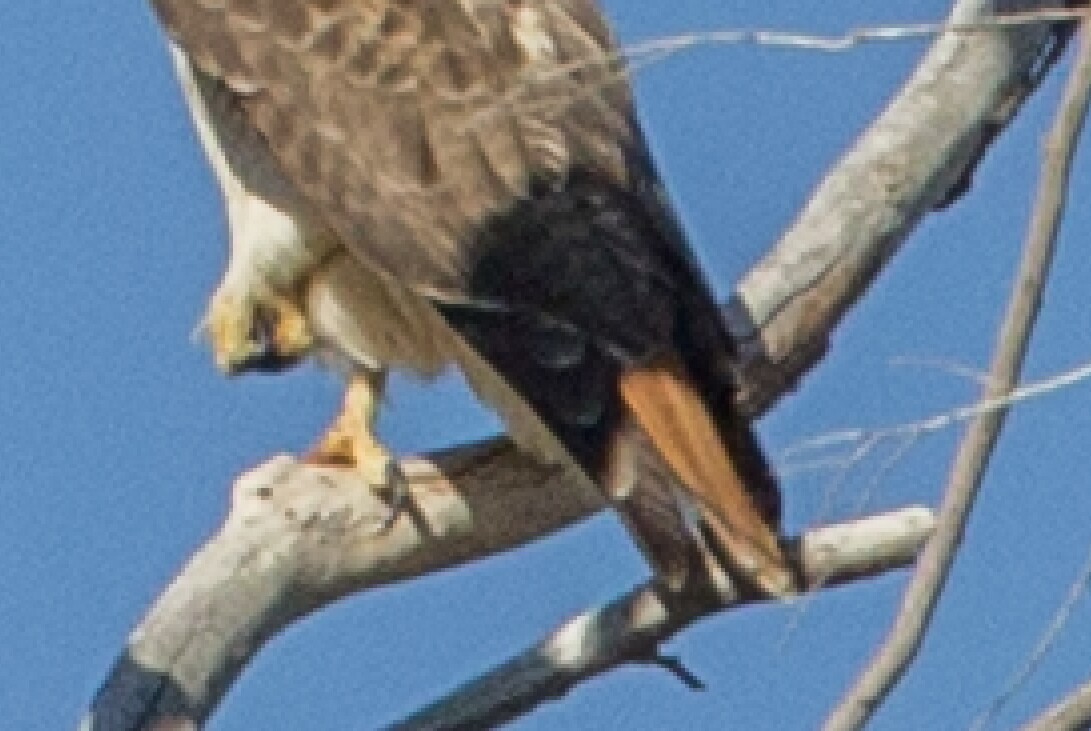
[5,2,1091,729]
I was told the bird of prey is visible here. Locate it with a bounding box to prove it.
[153,0,795,597]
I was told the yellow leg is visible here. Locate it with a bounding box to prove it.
[306,370,405,532]
[305,370,391,482]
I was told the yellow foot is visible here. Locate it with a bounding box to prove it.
[204,293,313,375]
[304,422,359,468]
[303,373,405,533]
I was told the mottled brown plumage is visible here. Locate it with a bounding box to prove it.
[152,0,793,596]
[155,0,631,292]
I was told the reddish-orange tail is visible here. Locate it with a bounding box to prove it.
[618,354,795,597]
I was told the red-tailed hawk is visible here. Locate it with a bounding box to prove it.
[154,0,794,597]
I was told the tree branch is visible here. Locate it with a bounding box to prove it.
[824,12,1091,731]
[80,450,935,731]
[83,4,1080,729]
[728,0,1075,415]
[79,452,932,731]
[1022,676,1091,730]
[80,442,596,730]
[385,508,935,731]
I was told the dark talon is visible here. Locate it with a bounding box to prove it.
[372,459,410,534]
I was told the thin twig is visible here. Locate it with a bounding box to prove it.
[887,355,992,386]
[823,18,1091,731]
[779,358,1091,475]
[624,9,1086,67]
[974,540,1091,730]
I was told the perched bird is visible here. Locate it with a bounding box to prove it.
[153,0,794,597]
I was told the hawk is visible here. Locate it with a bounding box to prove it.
[154,0,795,597]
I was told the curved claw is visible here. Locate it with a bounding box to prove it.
[370,458,410,535]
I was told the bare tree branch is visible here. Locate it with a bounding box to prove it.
[80,454,930,731]
[385,509,936,731]
[82,3,1081,729]
[729,0,1075,415]
[1022,677,1091,730]
[80,442,597,730]
[824,14,1091,731]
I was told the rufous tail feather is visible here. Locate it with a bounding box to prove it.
[618,353,795,597]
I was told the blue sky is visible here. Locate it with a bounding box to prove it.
[5,2,1091,729]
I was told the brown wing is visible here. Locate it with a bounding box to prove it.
[151,0,634,294]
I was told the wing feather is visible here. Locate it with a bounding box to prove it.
[151,0,633,294]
